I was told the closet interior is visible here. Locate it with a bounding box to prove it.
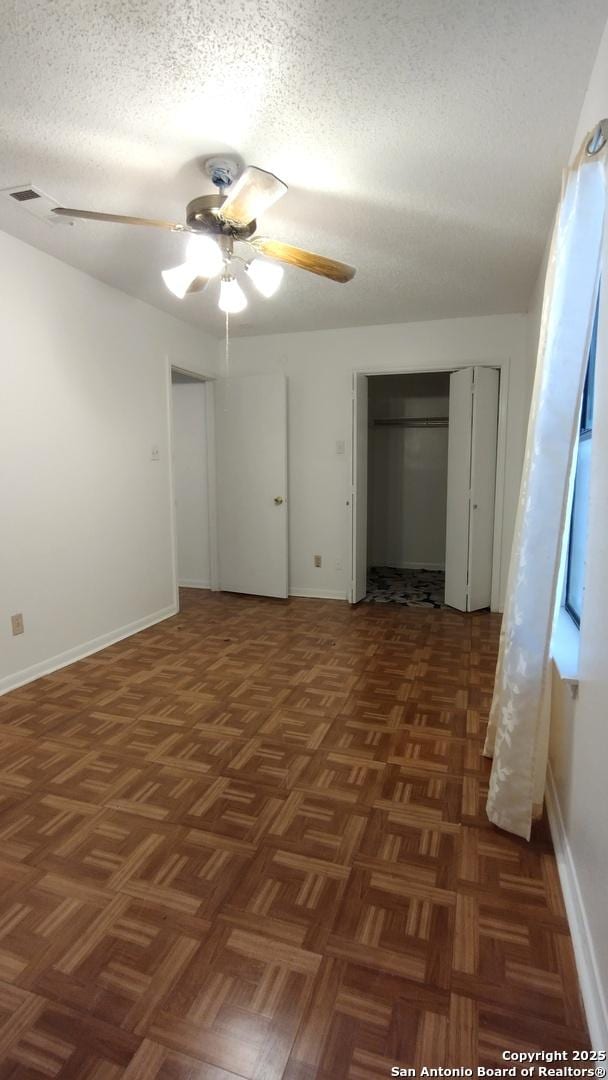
[366,372,450,606]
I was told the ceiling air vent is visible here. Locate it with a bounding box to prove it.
[0,183,71,225]
[9,188,41,202]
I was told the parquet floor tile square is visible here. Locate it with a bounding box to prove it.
[147,730,245,776]
[0,591,588,1076]
[0,701,77,741]
[356,808,459,888]
[374,764,463,822]
[223,846,350,950]
[408,680,469,709]
[318,717,396,761]
[228,678,292,712]
[397,701,468,738]
[90,688,177,721]
[296,751,385,807]
[284,958,449,1079]
[48,710,137,751]
[0,980,140,1078]
[264,792,367,863]
[33,896,207,1033]
[119,826,255,919]
[254,658,311,688]
[352,671,415,702]
[45,752,145,807]
[99,716,187,759]
[146,921,322,1080]
[339,692,406,729]
[106,766,219,823]
[122,1038,247,1078]
[49,679,139,712]
[193,701,269,740]
[222,738,311,790]
[327,864,455,985]
[258,709,330,750]
[0,793,100,865]
[177,777,286,842]
[388,730,465,776]
[0,742,83,797]
[0,875,106,988]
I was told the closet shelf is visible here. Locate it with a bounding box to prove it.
[373,416,449,428]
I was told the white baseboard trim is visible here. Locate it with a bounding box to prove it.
[178,579,211,589]
[0,604,178,697]
[545,763,608,1050]
[289,587,348,601]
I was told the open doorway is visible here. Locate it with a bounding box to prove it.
[367,372,449,606]
[170,370,211,591]
[352,366,501,611]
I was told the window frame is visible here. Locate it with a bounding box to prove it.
[564,297,599,628]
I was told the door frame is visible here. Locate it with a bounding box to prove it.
[350,359,510,613]
[167,362,219,614]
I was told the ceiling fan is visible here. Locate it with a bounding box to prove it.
[52,157,356,314]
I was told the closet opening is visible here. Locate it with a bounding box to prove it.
[367,373,450,607]
[351,366,501,612]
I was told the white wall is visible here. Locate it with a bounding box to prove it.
[0,229,218,692]
[225,314,528,605]
[171,379,210,588]
[545,18,608,1049]
[368,373,450,569]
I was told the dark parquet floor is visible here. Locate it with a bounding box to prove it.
[0,589,588,1078]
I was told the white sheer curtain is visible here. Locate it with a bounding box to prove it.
[484,138,606,841]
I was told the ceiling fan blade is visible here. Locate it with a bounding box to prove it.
[217,167,287,227]
[52,207,184,230]
[186,276,209,294]
[251,238,356,283]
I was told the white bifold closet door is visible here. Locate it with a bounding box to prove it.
[445,367,499,612]
[214,373,288,599]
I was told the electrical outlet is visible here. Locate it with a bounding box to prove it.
[11,613,24,636]
[314,555,322,568]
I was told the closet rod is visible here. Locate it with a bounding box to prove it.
[373,416,449,428]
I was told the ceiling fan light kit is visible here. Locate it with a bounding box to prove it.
[218,275,248,314]
[186,233,224,277]
[50,156,356,318]
[245,258,284,297]
[161,262,201,300]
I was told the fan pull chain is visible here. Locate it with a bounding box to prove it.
[225,309,230,374]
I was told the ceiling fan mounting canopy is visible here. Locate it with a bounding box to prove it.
[203,156,241,189]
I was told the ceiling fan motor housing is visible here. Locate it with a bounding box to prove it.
[186,193,257,239]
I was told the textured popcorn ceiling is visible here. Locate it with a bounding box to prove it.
[0,1,605,337]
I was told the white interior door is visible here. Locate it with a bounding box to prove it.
[351,373,368,603]
[468,367,499,610]
[214,373,288,598]
[445,368,473,611]
[445,366,499,611]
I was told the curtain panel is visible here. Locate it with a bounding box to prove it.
[484,141,606,841]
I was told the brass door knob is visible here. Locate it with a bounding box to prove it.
[274,496,284,505]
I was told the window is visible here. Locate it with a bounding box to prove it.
[565,297,599,626]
